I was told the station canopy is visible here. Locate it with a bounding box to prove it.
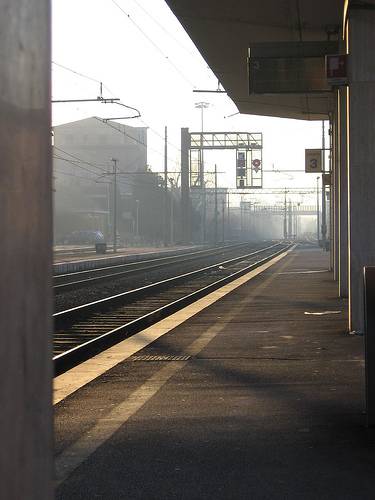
[166,0,345,120]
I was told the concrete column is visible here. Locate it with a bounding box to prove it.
[348,7,375,332]
[0,1,53,498]
[338,87,349,298]
[332,110,339,280]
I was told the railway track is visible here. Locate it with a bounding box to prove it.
[54,242,291,375]
[53,242,257,292]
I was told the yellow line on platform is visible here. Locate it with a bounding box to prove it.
[55,249,295,486]
[54,246,294,405]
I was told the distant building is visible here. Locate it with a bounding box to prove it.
[53,117,148,243]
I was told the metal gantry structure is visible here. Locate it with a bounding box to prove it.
[181,128,264,243]
[189,131,263,189]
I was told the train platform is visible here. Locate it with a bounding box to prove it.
[54,244,199,262]
[54,246,375,499]
[53,244,203,274]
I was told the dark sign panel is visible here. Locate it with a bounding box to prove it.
[248,41,338,95]
[249,56,330,94]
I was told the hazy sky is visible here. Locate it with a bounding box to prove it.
[52,0,326,205]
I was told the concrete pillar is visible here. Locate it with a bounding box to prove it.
[333,99,340,282]
[338,87,349,298]
[330,110,339,281]
[347,6,375,332]
[0,1,53,498]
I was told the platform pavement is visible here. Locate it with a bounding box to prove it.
[54,246,375,499]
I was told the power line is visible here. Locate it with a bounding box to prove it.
[95,117,180,166]
[54,161,136,189]
[54,148,148,180]
[52,61,102,84]
[139,118,181,152]
[52,61,140,118]
[54,167,102,184]
[129,0,217,83]
[53,144,163,189]
[129,0,196,57]
[53,154,108,169]
[54,146,107,173]
[110,0,196,89]
[53,155,108,178]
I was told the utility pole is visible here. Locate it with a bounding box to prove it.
[227,195,230,241]
[222,198,225,243]
[106,179,111,241]
[214,164,218,244]
[170,182,174,245]
[110,157,118,253]
[135,199,140,238]
[283,188,287,240]
[288,200,293,239]
[321,120,327,248]
[295,202,301,240]
[164,125,168,246]
[240,196,244,240]
[316,176,320,244]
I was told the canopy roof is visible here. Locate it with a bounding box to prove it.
[166,0,345,119]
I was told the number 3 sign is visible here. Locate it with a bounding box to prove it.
[305,149,323,173]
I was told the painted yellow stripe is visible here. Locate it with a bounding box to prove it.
[55,250,295,486]
[54,247,294,405]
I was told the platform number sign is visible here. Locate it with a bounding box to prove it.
[305,149,323,173]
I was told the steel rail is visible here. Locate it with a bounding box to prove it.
[53,242,255,292]
[54,243,291,375]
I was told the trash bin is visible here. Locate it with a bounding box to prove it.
[95,242,107,254]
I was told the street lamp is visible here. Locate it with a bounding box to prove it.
[195,102,210,243]
[195,101,210,132]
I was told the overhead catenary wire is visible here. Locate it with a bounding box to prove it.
[95,117,180,166]
[52,61,180,167]
[54,167,105,184]
[54,161,139,190]
[52,61,140,118]
[129,0,196,57]
[53,144,168,189]
[52,61,119,102]
[53,158,107,180]
[53,149,150,182]
[139,118,181,152]
[54,145,144,175]
[52,61,102,85]
[110,0,197,89]
[52,65,179,160]
[54,146,107,173]
[53,156,112,180]
[54,120,179,173]
[129,0,217,82]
